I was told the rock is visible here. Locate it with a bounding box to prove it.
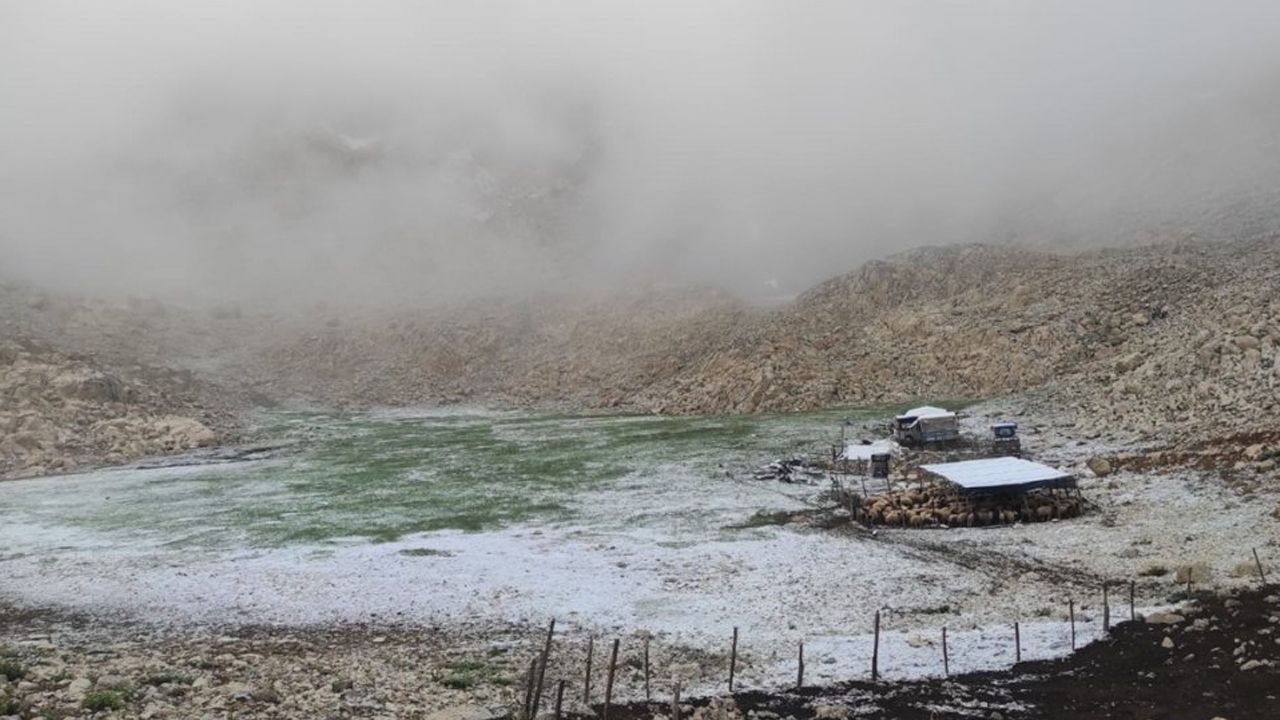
[1161,636,1175,649]
[252,685,282,703]
[1086,456,1113,477]
[1240,659,1265,671]
[813,705,849,720]
[1145,612,1186,625]
[96,673,129,689]
[1234,335,1261,351]
[66,676,92,698]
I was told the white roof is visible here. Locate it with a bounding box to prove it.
[841,440,898,460]
[919,457,1073,491]
[899,405,953,419]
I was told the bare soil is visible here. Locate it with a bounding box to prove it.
[606,584,1280,720]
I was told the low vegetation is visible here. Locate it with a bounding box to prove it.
[0,658,26,681]
[82,690,126,712]
[433,659,507,690]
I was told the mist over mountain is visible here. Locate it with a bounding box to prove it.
[3,1,1280,307]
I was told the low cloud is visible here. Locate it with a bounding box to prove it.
[3,0,1278,306]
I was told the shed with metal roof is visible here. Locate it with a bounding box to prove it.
[919,457,1075,494]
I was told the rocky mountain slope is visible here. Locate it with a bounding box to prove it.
[0,339,233,478]
[651,239,1280,438]
[258,236,1279,445]
[2,235,1276,478]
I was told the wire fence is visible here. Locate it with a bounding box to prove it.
[513,548,1272,719]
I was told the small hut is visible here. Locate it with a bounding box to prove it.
[893,405,960,445]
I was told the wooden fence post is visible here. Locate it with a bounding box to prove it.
[728,627,739,693]
[602,639,620,720]
[583,637,594,706]
[942,626,949,677]
[1069,599,1076,651]
[523,657,538,718]
[672,681,681,720]
[1254,548,1269,584]
[796,642,805,689]
[872,610,881,681]
[530,619,555,720]
[643,637,651,702]
[1014,622,1021,663]
[1129,581,1136,622]
[553,680,566,720]
[1102,585,1110,633]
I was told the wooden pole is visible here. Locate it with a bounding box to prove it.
[1253,548,1268,584]
[672,681,681,720]
[728,627,738,693]
[523,657,538,718]
[796,642,805,690]
[1102,584,1110,633]
[1014,622,1021,664]
[872,610,881,681]
[643,637,651,702]
[553,680,566,720]
[583,637,594,706]
[602,639,620,720]
[1068,599,1076,651]
[1129,581,1136,622]
[941,627,949,677]
[531,619,556,720]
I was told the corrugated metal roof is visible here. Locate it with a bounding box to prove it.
[898,405,952,419]
[842,440,898,460]
[920,457,1074,491]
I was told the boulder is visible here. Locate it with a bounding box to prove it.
[1086,456,1113,477]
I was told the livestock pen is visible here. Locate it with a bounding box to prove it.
[856,457,1085,528]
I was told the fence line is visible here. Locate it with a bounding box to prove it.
[516,548,1271,717]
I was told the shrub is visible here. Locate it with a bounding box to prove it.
[0,659,25,681]
[82,690,126,712]
[0,691,25,715]
[438,672,476,689]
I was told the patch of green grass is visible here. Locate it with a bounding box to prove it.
[82,690,126,712]
[1,691,25,715]
[0,658,26,681]
[437,672,478,689]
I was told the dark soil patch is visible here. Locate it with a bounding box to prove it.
[599,585,1280,720]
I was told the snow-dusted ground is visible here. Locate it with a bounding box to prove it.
[1,405,1275,697]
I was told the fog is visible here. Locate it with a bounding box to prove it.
[3,1,1279,307]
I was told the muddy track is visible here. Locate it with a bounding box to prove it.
[880,532,1110,589]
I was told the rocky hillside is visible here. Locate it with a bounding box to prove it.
[650,239,1280,440]
[258,237,1279,445]
[2,236,1276,478]
[0,339,232,478]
